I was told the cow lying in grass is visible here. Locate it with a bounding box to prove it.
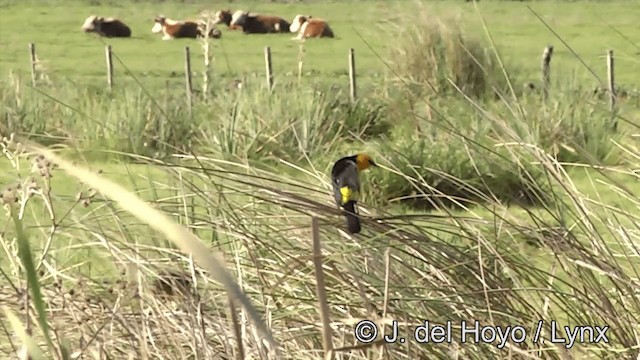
[82,15,132,38]
[289,15,334,40]
[152,15,221,40]
[210,10,242,30]
[229,10,290,34]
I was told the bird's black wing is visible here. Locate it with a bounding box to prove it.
[331,157,360,206]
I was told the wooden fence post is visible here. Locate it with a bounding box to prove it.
[607,49,618,131]
[28,43,37,87]
[105,45,114,89]
[311,217,334,360]
[541,45,553,100]
[184,46,193,116]
[606,49,615,113]
[264,46,273,92]
[348,48,357,102]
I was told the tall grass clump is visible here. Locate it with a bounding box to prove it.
[504,91,630,166]
[354,91,554,211]
[1,73,390,166]
[197,86,389,163]
[388,6,514,100]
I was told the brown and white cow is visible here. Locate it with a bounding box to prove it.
[229,10,290,34]
[289,15,334,40]
[82,15,132,38]
[152,15,221,40]
[209,10,242,30]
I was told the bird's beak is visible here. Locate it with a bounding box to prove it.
[370,160,378,167]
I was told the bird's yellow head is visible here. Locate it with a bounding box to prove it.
[355,153,377,171]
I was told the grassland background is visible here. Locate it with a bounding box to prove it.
[1,0,640,359]
[1,0,639,88]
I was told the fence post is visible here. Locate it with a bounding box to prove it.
[311,217,334,360]
[184,46,193,117]
[28,43,37,87]
[105,45,114,89]
[264,46,273,92]
[607,49,618,131]
[348,48,357,102]
[606,49,616,113]
[541,45,553,100]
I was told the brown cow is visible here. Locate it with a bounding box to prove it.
[82,15,132,38]
[210,10,242,30]
[289,15,334,40]
[229,10,290,34]
[152,15,221,40]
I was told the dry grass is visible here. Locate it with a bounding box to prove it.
[1,137,279,359]
[1,137,639,359]
[388,6,512,100]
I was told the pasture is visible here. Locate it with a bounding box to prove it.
[1,0,639,87]
[1,0,640,359]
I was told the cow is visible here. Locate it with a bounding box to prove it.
[152,15,221,40]
[209,10,242,30]
[229,10,290,34]
[81,15,132,38]
[289,15,334,40]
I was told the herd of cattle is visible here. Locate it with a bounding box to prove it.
[81,10,334,41]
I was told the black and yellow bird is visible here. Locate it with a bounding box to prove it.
[331,153,377,234]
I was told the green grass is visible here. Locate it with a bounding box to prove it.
[1,0,640,359]
[1,0,639,89]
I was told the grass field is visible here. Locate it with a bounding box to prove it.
[1,0,639,87]
[1,0,640,359]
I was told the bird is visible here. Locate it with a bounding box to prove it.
[330,153,377,234]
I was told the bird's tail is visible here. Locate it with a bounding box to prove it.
[342,200,361,234]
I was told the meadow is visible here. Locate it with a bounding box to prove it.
[1,0,640,359]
